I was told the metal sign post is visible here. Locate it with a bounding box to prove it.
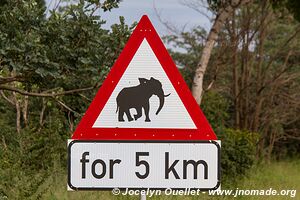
[140,194,146,200]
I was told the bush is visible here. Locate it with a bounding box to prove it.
[219,128,259,183]
[201,91,230,131]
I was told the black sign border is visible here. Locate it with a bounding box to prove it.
[68,140,220,191]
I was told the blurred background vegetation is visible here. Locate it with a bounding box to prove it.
[0,0,299,199]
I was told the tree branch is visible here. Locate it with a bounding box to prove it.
[52,98,81,116]
[0,76,24,84]
[0,85,96,97]
[180,0,213,21]
[153,1,182,34]
[261,25,300,83]
[0,91,14,105]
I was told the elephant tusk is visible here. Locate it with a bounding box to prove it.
[164,93,171,97]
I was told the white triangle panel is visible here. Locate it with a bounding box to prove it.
[93,39,196,129]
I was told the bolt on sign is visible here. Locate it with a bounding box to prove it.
[68,15,220,191]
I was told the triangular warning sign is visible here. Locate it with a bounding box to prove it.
[72,15,217,140]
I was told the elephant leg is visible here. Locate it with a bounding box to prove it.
[134,107,142,120]
[144,101,151,122]
[125,109,134,122]
[118,108,125,122]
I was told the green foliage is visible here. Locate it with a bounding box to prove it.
[0,0,46,78]
[271,0,300,21]
[0,108,66,199]
[0,0,45,9]
[207,0,228,12]
[201,91,230,131]
[208,0,300,22]
[0,0,134,88]
[219,129,259,183]
[85,0,121,12]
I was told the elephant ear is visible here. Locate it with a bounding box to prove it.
[138,78,148,84]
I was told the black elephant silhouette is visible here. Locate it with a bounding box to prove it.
[116,77,170,122]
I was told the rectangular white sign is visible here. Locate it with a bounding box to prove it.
[68,140,220,190]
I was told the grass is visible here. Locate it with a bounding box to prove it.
[42,160,299,200]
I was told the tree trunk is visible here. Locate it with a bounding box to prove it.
[252,97,264,132]
[13,92,21,134]
[266,131,276,163]
[22,95,29,126]
[192,0,252,105]
[252,1,268,132]
[39,98,46,130]
[231,10,240,128]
